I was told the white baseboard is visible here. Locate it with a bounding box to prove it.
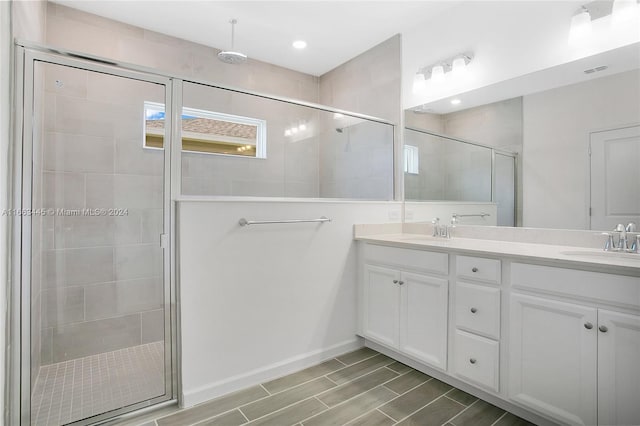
[181,338,363,408]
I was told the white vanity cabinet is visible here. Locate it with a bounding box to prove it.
[356,235,640,426]
[453,255,502,392]
[509,263,640,426]
[361,244,449,370]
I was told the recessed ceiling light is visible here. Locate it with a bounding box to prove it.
[451,99,461,105]
[292,40,307,49]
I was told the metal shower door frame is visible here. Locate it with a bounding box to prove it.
[12,45,178,426]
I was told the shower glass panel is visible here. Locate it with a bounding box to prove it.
[29,61,169,425]
[180,81,394,199]
[404,129,492,202]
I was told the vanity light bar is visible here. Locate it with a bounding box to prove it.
[417,52,474,81]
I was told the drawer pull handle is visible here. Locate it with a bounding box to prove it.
[398,280,404,285]
[392,280,398,284]
[584,322,593,330]
[470,307,478,314]
[469,358,477,364]
[471,267,478,273]
[599,325,608,333]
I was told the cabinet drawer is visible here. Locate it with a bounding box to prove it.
[454,330,499,392]
[456,256,501,283]
[511,263,640,309]
[364,243,448,275]
[455,283,501,339]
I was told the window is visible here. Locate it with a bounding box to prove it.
[144,101,267,158]
[404,144,419,174]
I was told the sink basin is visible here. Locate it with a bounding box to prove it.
[560,250,640,261]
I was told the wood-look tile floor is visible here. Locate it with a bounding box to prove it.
[139,348,536,426]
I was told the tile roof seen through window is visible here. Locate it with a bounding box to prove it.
[147,117,257,140]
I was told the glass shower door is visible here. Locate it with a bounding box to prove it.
[28,60,171,425]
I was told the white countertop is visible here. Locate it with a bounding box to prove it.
[356,233,640,276]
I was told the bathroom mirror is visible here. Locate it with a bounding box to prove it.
[404,43,640,231]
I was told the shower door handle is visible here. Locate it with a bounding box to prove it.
[160,234,168,248]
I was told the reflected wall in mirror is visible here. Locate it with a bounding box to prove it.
[405,44,640,231]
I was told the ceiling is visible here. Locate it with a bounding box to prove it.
[52,0,458,76]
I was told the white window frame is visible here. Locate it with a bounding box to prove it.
[143,101,267,159]
[404,144,419,174]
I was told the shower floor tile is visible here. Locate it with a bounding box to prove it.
[31,341,166,426]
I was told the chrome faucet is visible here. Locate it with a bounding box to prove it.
[604,222,639,253]
[431,217,451,239]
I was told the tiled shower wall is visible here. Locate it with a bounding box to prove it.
[37,63,165,364]
[319,35,402,200]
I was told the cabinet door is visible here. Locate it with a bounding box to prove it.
[399,272,448,370]
[363,264,400,348]
[598,310,640,426]
[508,293,597,426]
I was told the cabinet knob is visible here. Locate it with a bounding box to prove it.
[599,325,608,333]
[470,307,478,314]
[471,267,478,273]
[469,358,477,364]
[392,280,398,284]
[398,280,404,285]
[584,322,593,330]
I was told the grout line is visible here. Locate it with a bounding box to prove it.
[238,409,250,423]
[445,398,479,426]
[389,392,454,424]
[240,396,325,425]
[489,411,508,426]
[314,396,330,409]
[376,408,397,423]
[333,357,347,366]
[259,384,271,396]
[323,374,338,385]
[444,395,467,408]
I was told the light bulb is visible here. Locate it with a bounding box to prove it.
[284,129,291,137]
[299,122,307,131]
[431,64,445,83]
[451,57,467,76]
[612,0,639,25]
[413,73,426,92]
[291,127,298,134]
[569,8,592,46]
[292,40,307,49]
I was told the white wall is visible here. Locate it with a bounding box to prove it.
[177,199,402,406]
[523,69,640,230]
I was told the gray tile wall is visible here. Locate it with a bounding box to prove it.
[36,62,166,364]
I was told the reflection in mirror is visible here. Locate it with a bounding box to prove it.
[404,128,516,226]
[405,45,640,231]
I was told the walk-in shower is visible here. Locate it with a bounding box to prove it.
[15,48,175,426]
[12,43,395,425]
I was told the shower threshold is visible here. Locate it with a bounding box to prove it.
[31,341,165,426]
